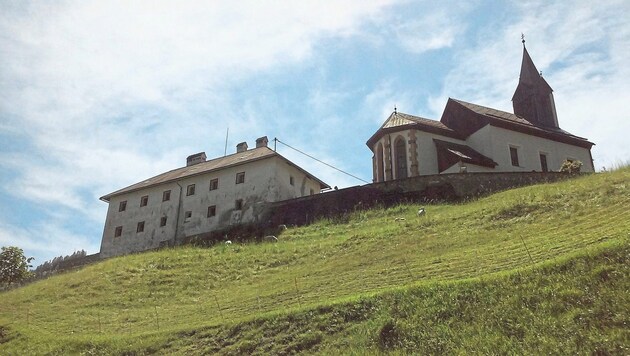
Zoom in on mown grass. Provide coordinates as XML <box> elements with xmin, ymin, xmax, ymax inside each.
<box><xmin>0</xmin><ymin>168</ymin><xmax>629</xmax><ymax>354</ymax></box>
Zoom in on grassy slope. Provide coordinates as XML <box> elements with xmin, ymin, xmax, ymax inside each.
<box><xmin>0</xmin><ymin>169</ymin><xmax>629</xmax><ymax>354</ymax></box>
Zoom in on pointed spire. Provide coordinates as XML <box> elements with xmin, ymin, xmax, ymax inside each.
<box><xmin>512</xmin><ymin>40</ymin><xmax>559</xmax><ymax>128</ymax></box>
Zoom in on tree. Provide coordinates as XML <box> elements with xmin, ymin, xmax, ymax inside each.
<box><xmin>0</xmin><ymin>246</ymin><xmax>34</xmax><ymax>287</ymax></box>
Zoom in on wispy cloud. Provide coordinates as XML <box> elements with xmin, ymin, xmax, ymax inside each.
<box><xmin>0</xmin><ymin>1</ymin><xmax>399</xmax><ymax>262</ymax></box>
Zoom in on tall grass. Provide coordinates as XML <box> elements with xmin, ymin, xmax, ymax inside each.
<box><xmin>0</xmin><ymin>168</ymin><xmax>629</xmax><ymax>354</ymax></box>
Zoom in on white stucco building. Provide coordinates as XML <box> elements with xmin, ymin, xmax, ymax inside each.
<box><xmin>367</xmin><ymin>44</ymin><xmax>595</xmax><ymax>181</ymax></box>
<box><xmin>99</xmin><ymin>136</ymin><xmax>329</xmax><ymax>258</ymax></box>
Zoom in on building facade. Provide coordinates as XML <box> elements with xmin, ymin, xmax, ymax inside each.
<box><xmin>99</xmin><ymin>136</ymin><xmax>329</xmax><ymax>258</ymax></box>
<box><xmin>367</xmin><ymin>44</ymin><xmax>595</xmax><ymax>182</ymax></box>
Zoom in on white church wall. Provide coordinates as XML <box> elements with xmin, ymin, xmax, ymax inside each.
<box><xmin>478</xmin><ymin>126</ymin><xmax>594</xmax><ymax>172</ymax></box>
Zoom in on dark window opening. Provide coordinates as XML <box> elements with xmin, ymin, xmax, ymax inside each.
<box><xmin>235</xmin><ymin>199</ymin><xmax>243</xmax><ymax>210</ymax></box>
<box><xmin>140</xmin><ymin>195</ymin><xmax>148</xmax><ymax>207</ymax></box>
<box><xmin>184</xmin><ymin>211</ymin><xmax>192</xmax><ymax>221</ymax></box>
<box><xmin>207</xmin><ymin>205</ymin><xmax>216</xmax><ymax>217</ymax></box>
<box><xmin>510</xmin><ymin>146</ymin><xmax>520</xmax><ymax>166</ymax></box>
<box><xmin>160</xmin><ymin>216</ymin><xmax>167</xmax><ymax>227</ymax></box>
<box><xmin>210</xmin><ymin>178</ymin><xmax>219</xmax><ymax>191</ymax></box>
<box><xmin>136</xmin><ymin>221</ymin><xmax>145</xmax><ymax>233</ymax></box>
<box><xmin>162</xmin><ymin>190</ymin><xmax>171</xmax><ymax>202</ymax></box>
<box><xmin>236</xmin><ymin>172</ymin><xmax>245</xmax><ymax>184</ymax></box>
<box><xmin>540</xmin><ymin>153</ymin><xmax>548</xmax><ymax>172</ymax></box>
<box><xmin>289</xmin><ymin>176</ymin><xmax>294</xmax><ymax>186</ymax></box>
<box><xmin>186</xmin><ymin>184</ymin><xmax>195</xmax><ymax>196</ymax></box>
<box><xmin>114</xmin><ymin>226</ymin><xmax>122</xmax><ymax>237</ymax></box>
<box><xmin>119</xmin><ymin>201</ymin><xmax>127</xmax><ymax>212</ymax></box>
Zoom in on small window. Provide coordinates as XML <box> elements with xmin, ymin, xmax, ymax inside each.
<box><xmin>136</xmin><ymin>221</ymin><xmax>145</xmax><ymax>233</ymax></box>
<box><xmin>186</xmin><ymin>184</ymin><xmax>196</xmax><ymax>196</ymax></box>
<box><xmin>509</xmin><ymin>146</ymin><xmax>519</xmax><ymax>167</ymax></box>
<box><xmin>236</xmin><ymin>172</ymin><xmax>245</xmax><ymax>184</ymax></box>
<box><xmin>184</xmin><ymin>211</ymin><xmax>192</xmax><ymax>221</ymax></box>
<box><xmin>289</xmin><ymin>176</ymin><xmax>294</xmax><ymax>186</ymax></box>
<box><xmin>539</xmin><ymin>153</ymin><xmax>548</xmax><ymax>172</ymax></box>
<box><xmin>235</xmin><ymin>199</ymin><xmax>243</xmax><ymax>210</ymax></box>
<box><xmin>209</xmin><ymin>178</ymin><xmax>219</xmax><ymax>191</ymax></box>
<box><xmin>140</xmin><ymin>195</ymin><xmax>148</xmax><ymax>207</ymax></box>
<box><xmin>207</xmin><ymin>205</ymin><xmax>216</xmax><ymax>217</ymax></box>
<box><xmin>119</xmin><ymin>201</ymin><xmax>127</xmax><ymax>212</ymax></box>
<box><xmin>160</xmin><ymin>216</ymin><xmax>167</xmax><ymax>227</ymax></box>
<box><xmin>310</xmin><ymin>188</ymin><xmax>315</xmax><ymax>195</ymax></box>
<box><xmin>114</xmin><ymin>226</ymin><xmax>123</xmax><ymax>237</ymax></box>
<box><xmin>162</xmin><ymin>190</ymin><xmax>171</xmax><ymax>202</ymax></box>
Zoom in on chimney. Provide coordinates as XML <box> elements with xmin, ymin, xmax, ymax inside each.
<box><xmin>255</xmin><ymin>136</ymin><xmax>269</xmax><ymax>148</ymax></box>
<box><xmin>236</xmin><ymin>142</ymin><xmax>248</xmax><ymax>153</ymax></box>
<box><xmin>186</xmin><ymin>152</ymin><xmax>207</xmax><ymax>166</ymax></box>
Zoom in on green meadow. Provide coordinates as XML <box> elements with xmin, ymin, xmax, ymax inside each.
<box><xmin>1</xmin><ymin>168</ymin><xmax>629</xmax><ymax>354</ymax></box>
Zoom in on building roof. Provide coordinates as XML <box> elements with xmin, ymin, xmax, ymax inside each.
<box><xmin>366</xmin><ymin>111</ymin><xmax>463</xmax><ymax>148</ymax></box>
<box><xmin>100</xmin><ymin>146</ymin><xmax>330</xmax><ymax>202</ymax></box>
<box><xmin>433</xmin><ymin>139</ymin><xmax>497</xmax><ymax>173</ymax></box>
<box><xmin>446</xmin><ymin>98</ymin><xmax>593</xmax><ymax>148</ymax></box>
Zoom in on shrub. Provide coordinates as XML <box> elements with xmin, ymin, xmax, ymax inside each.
<box><xmin>560</xmin><ymin>160</ymin><xmax>583</xmax><ymax>174</ymax></box>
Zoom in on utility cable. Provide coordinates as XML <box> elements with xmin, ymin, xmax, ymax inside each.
<box><xmin>274</xmin><ymin>138</ymin><xmax>370</xmax><ymax>184</ymax></box>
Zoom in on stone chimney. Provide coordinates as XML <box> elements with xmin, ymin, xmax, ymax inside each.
<box><xmin>236</xmin><ymin>142</ymin><xmax>248</xmax><ymax>153</ymax></box>
<box><xmin>186</xmin><ymin>152</ymin><xmax>207</xmax><ymax>166</ymax></box>
<box><xmin>256</xmin><ymin>136</ymin><xmax>269</xmax><ymax>148</ymax></box>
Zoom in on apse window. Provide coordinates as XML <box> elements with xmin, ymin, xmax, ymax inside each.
<box><xmin>289</xmin><ymin>176</ymin><xmax>295</xmax><ymax>186</ymax></box>
<box><xmin>140</xmin><ymin>195</ymin><xmax>148</xmax><ymax>207</ymax></box>
<box><xmin>509</xmin><ymin>146</ymin><xmax>520</xmax><ymax>167</ymax></box>
<box><xmin>236</xmin><ymin>172</ymin><xmax>245</xmax><ymax>184</ymax></box>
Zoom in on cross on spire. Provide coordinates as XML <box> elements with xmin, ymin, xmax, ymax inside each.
<box><xmin>521</xmin><ymin>33</ymin><xmax>526</xmax><ymax>46</ymax></box>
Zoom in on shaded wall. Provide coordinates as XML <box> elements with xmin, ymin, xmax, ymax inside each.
<box><xmin>269</xmin><ymin>172</ymin><xmax>578</xmax><ymax>226</ymax></box>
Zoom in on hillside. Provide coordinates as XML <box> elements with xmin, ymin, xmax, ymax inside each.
<box><xmin>1</xmin><ymin>168</ymin><xmax>629</xmax><ymax>354</ymax></box>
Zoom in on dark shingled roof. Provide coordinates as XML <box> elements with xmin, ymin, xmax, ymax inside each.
<box><xmin>433</xmin><ymin>139</ymin><xmax>497</xmax><ymax>173</ymax></box>
<box><xmin>100</xmin><ymin>146</ymin><xmax>330</xmax><ymax>201</ymax></box>
<box><xmin>447</xmin><ymin>98</ymin><xmax>593</xmax><ymax>148</ymax></box>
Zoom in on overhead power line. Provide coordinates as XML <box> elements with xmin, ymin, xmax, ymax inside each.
<box><xmin>273</xmin><ymin>138</ymin><xmax>370</xmax><ymax>184</ymax></box>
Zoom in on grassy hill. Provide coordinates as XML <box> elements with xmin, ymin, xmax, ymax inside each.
<box><xmin>1</xmin><ymin>168</ymin><xmax>629</xmax><ymax>354</ymax></box>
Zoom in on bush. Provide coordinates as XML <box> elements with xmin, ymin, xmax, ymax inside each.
<box><xmin>560</xmin><ymin>160</ymin><xmax>582</xmax><ymax>174</ymax></box>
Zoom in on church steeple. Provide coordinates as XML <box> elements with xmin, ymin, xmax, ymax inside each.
<box><xmin>512</xmin><ymin>38</ymin><xmax>559</xmax><ymax>128</ymax></box>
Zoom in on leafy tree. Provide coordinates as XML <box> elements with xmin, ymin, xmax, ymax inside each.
<box><xmin>0</xmin><ymin>246</ymin><xmax>34</xmax><ymax>287</ymax></box>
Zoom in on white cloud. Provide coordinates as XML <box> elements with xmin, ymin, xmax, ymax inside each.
<box><xmin>0</xmin><ymin>0</ymin><xmax>399</xmax><ymax>259</ymax></box>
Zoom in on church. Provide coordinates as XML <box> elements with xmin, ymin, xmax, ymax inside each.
<box><xmin>367</xmin><ymin>42</ymin><xmax>595</xmax><ymax>181</ymax></box>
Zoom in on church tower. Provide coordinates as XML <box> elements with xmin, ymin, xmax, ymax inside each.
<box><xmin>512</xmin><ymin>39</ymin><xmax>559</xmax><ymax>128</ymax></box>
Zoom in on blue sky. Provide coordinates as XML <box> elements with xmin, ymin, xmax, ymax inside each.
<box><xmin>1</xmin><ymin>0</ymin><xmax>629</xmax><ymax>265</ymax></box>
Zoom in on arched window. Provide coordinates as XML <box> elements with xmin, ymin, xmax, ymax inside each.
<box><xmin>394</xmin><ymin>136</ymin><xmax>408</xmax><ymax>179</ymax></box>
<box><xmin>376</xmin><ymin>143</ymin><xmax>384</xmax><ymax>182</ymax></box>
